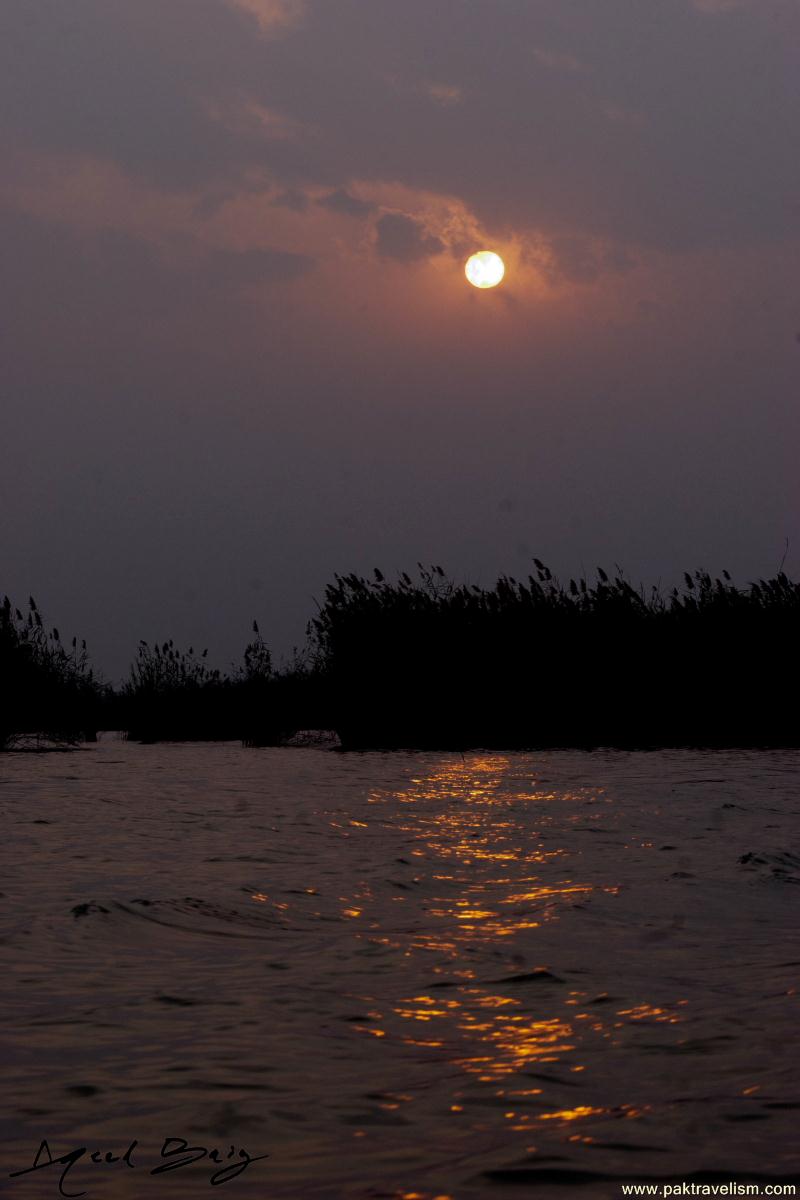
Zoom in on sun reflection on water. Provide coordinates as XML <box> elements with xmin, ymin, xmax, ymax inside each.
<box><xmin>362</xmin><ymin>754</ymin><xmax>612</xmax><ymax>957</ymax></box>
<box><xmin>344</xmin><ymin>755</ymin><xmax>675</xmax><ymax>1148</ymax></box>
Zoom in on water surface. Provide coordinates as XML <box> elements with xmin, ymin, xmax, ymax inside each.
<box><xmin>1</xmin><ymin>740</ymin><xmax>798</xmax><ymax>1198</ymax></box>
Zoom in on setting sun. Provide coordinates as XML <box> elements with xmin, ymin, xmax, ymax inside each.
<box><xmin>465</xmin><ymin>250</ymin><xmax>505</xmax><ymax>289</ymax></box>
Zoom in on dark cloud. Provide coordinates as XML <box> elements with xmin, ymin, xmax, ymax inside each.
<box><xmin>374</xmin><ymin>213</ymin><xmax>444</xmax><ymax>261</ymax></box>
<box><xmin>200</xmin><ymin>243</ymin><xmax>311</xmax><ymax>285</ymax></box>
<box><xmin>230</xmin><ymin>0</ymin><xmax>800</xmax><ymax>251</ymax></box>
<box><xmin>272</xmin><ymin>189</ymin><xmax>310</xmax><ymax>212</ymax></box>
<box><xmin>543</xmin><ymin>236</ymin><xmax>637</xmax><ymax>285</ymax></box>
<box><xmin>0</xmin><ymin>1</ymin><xmax>255</xmax><ymax>187</ymax></box>
<box><xmin>317</xmin><ymin>189</ymin><xmax>375</xmax><ymax>218</ymax></box>
<box><xmin>2</xmin><ymin>0</ymin><xmax>798</xmax><ymax>250</ymax></box>
<box><xmin>546</xmin><ymin>236</ymin><xmax>604</xmax><ymax>285</ymax></box>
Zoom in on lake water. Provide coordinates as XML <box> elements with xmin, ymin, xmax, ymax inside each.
<box><xmin>1</xmin><ymin>739</ymin><xmax>799</xmax><ymax>1199</ymax></box>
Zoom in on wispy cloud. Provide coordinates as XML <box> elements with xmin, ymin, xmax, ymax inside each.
<box><xmin>224</xmin><ymin>0</ymin><xmax>305</xmax><ymax>35</ymax></box>
<box><xmin>317</xmin><ymin>189</ymin><xmax>376</xmax><ymax>219</ymax></box>
<box><xmin>423</xmin><ymin>82</ymin><xmax>464</xmax><ymax>106</ymax></box>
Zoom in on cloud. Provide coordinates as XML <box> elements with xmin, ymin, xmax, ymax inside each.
<box><xmin>271</xmin><ymin>188</ymin><xmax>309</xmax><ymax>211</ymax></box>
<box><xmin>200</xmin><ymin>242</ymin><xmax>311</xmax><ymax>285</ymax></box>
<box><xmin>207</xmin><ymin>98</ymin><xmax>307</xmax><ymax>144</ymax></box>
<box><xmin>224</xmin><ymin>0</ymin><xmax>305</xmax><ymax>35</ymax></box>
<box><xmin>1</xmin><ymin>0</ymin><xmax>798</xmax><ymax>257</ymax></box>
<box><xmin>317</xmin><ymin>188</ymin><xmax>375</xmax><ymax>218</ymax></box>
<box><xmin>374</xmin><ymin>213</ymin><xmax>445</xmax><ymax>262</ymax></box>
<box><xmin>0</xmin><ymin>0</ymin><xmax>263</xmax><ymax>188</ymax></box>
<box><xmin>538</xmin><ymin>235</ymin><xmax>637</xmax><ymax>285</ymax></box>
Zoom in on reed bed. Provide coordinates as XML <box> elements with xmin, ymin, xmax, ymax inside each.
<box><xmin>309</xmin><ymin>564</ymin><xmax>800</xmax><ymax>748</ymax></box>
<box><xmin>2</xmin><ymin>565</ymin><xmax>797</xmax><ymax>749</ymax></box>
<box><xmin>0</xmin><ymin>595</ymin><xmax>103</xmax><ymax>750</ymax></box>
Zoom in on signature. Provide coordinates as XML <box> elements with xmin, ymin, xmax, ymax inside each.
<box><xmin>9</xmin><ymin>1137</ymin><xmax>269</xmax><ymax>1196</ymax></box>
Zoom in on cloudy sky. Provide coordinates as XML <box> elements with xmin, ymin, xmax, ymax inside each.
<box><xmin>2</xmin><ymin>0</ymin><xmax>798</xmax><ymax>678</ymax></box>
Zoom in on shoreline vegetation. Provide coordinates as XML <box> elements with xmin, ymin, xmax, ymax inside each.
<box><xmin>2</xmin><ymin>563</ymin><xmax>798</xmax><ymax>751</ymax></box>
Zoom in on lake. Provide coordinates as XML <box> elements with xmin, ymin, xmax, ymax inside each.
<box><xmin>1</xmin><ymin>739</ymin><xmax>798</xmax><ymax>1199</ymax></box>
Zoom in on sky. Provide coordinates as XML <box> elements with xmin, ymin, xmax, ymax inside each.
<box><xmin>1</xmin><ymin>0</ymin><xmax>799</xmax><ymax>681</ymax></box>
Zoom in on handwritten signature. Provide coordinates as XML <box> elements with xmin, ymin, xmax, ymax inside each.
<box><xmin>9</xmin><ymin>1137</ymin><xmax>269</xmax><ymax>1196</ymax></box>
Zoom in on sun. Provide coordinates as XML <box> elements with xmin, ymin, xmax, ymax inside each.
<box><xmin>465</xmin><ymin>250</ymin><xmax>505</xmax><ymax>289</ymax></box>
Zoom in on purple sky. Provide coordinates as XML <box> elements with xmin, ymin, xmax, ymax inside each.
<box><xmin>2</xmin><ymin>0</ymin><xmax>799</xmax><ymax>679</ymax></box>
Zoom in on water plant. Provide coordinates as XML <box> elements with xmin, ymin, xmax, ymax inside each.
<box><xmin>0</xmin><ymin>594</ymin><xmax>103</xmax><ymax>749</ymax></box>
<box><xmin>309</xmin><ymin>564</ymin><xmax>800</xmax><ymax>749</ymax></box>
<box><xmin>5</xmin><ymin>563</ymin><xmax>798</xmax><ymax>750</ymax></box>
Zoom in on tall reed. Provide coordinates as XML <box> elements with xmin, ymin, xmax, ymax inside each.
<box><xmin>308</xmin><ymin>564</ymin><xmax>800</xmax><ymax>748</ymax></box>
<box><xmin>0</xmin><ymin>595</ymin><xmax>103</xmax><ymax>749</ymax></box>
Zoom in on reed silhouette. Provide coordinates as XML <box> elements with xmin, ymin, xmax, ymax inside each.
<box><xmin>3</xmin><ymin>564</ymin><xmax>798</xmax><ymax>750</ymax></box>
<box><xmin>118</xmin><ymin>639</ymin><xmax>231</xmax><ymax>742</ymax></box>
<box><xmin>119</xmin><ymin>625</ymin><xmax>328</xmax><ymax>744</ymax></box>
<box><xmin>308</xmin><ymin>564</ymin><xmax>800</xmax><ymax>749</ymax></box>
<box><xmin>0</xmin><ymin>594</ymin><xmax>103</xmax><ymax>749</ymax></box>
